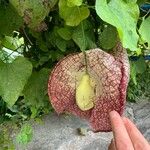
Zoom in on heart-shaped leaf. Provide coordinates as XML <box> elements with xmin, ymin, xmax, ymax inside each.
<box><xmin>59</xmin><ymin>0</ymin><xmax>90</xmax><ymax>26</ymax></box>
<box><xmin>0</xmin><ymin>57</ymin><xmax>32</xmax><ymax>107</ymax></box>
<box><xmin>96</xmin><ymin>0</ymin><xmax>139</xmax><ymax>51</ymax></box>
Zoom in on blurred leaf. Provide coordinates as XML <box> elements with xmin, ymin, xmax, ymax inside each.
<box><xmin>0</xmin><ymin>3</ymin><xmax>23</xmax><ymax>35</ymax></box>
<box><xmin>67</xmin><ymin>0</ymin><xmax>83</xmax><ymax>7</ymax></box>
<box><xmin>72</xmin><ymin>21</ymin><xmax>96</xmax><ymax>50</ymax></box>
<box><xmin>38</xmin><ymin>56</ymin><xmax>50</xmax><ymax>66</ymax></box>
<box><xmin>128</xmin><ymin>63</ymin><xmax>150</xmax><ymax>102</ymax></box>
<box><xmin>49</xmin><ymin>0</ymin><xmax>59</xmax><ymax>9</ymax></box>
<box><xmin>0</xmin><ymin>50</ymin><xmax>14</xmax><ymax>62</ymax></box>
<box><xmin>139</xmin><ymin>16</ymin><xmax>150</xmax><ymax>48</ymax></box>
<box><xmin>49</xmin><ymin>50</ymin><xmax>64</xmax><ymax>62</ymax></box>
<box><xmin>30</xmin><ymin>106</ymin><xmax>38</xmax><ymax>119</ymax></box>
<box><xmin>16</xmin><ymin>124</ymin><xmax>33</xmax><ymax>145</ymax></box>
<box><xmin>36</xmin><ymin>38</ymin><xmax>49</xmax><ymax>52</ymax></box>
<box><xmin>134</xmin><ymin>56</ymin><xmax>147</xmax><ymax>73</ymax></box>
<box><xmin>136</xmin><ymin>48</ymin><xmax>142</xmax><ymax>56</ymax></box>
<box><xmin>55</xmin><ymin>38</ymin><xmax>67</xmax><ymax>52</ymax></box>
<box><xmin>130</xmin><ymin>62</ymin><xmax>137</xmax><ymax>85</ymax></box>
<box><xmin>59</xmin><ymin>0</ymin><xmax>90</xmax><ymax>26</ymax></box>
<box><xmin>2</xmin><ymin>36</ymin><xmax>24</xmax><ymax>51</ymax></box>
<box><xmin>130</xmin><ymin>57</ymin><xmax>146</xmax><ymax>85</ymax></box>
<box><xmin>99</xmin><ymin>25</ymin><xmax>118</xmax><ymax>50</ymax></box>
<box><xmin>57</xmin><ymin>27</ymin><xmax>72</xmax><ymax>40</ymax></box>
<box><xmin>137</xmin><ymin>0</ymin><xmax>147</xmax><ymax>5</ymax></box>
<box><xmin>23</xmin><ymin>68</ymin><xmax>50</xmax><ymax>109</ymax></box>
<box><xmin>96</xmin><ymin>0</ymin><xmax>139</xmax><ymax>51</ymax></box>
<box><xmin>0</xmin><ymin>57</ymin><xmax>32</xmax><ymax>107</ymax></box>
<box><xmin>48</xmin><ymin>27</ymin><xmax>67</xmax><ymax>52</ymax></box>
<box><xmin>0</xmin><ymin>128</ymin><xmax>15</xmax><ymax>150</ymax></box>
<box><xmin>10</xmin><ymin>0</ymin><xmax>56</xmax><ymax>30</ymax></box>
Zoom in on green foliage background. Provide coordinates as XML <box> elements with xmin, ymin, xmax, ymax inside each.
<box><xmin>0</xmin><ymin>0</ymin><xmax>149</xmax><ymax>148</ymax></box>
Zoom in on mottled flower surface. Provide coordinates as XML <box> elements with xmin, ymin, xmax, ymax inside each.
<box><xmin>48</xmin><ymin>42</ymin><xmax>130</xmax><ymax>132</ymax></box>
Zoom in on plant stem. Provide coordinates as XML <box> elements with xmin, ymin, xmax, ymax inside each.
<box><xmin>77</xmin><ymin>7</ymin><xmax>88</xmax><ymax>74</ymax></box>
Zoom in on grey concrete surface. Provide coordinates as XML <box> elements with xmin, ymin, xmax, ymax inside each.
<box><xmin>15</xmin><ymin>101</ymin><xmax>150</xmax><ymax>150</ymax></box>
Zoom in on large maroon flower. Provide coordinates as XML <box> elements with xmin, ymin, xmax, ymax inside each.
<box><xmin>48</xmin><ymin>42</ymin><xmax>130</xmax><ymax>132</ymax></box>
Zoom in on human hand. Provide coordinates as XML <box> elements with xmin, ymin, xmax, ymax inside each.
<box><xmin>108</xmin><ymin>111</ymin><xmax>150</xmax><ymax>150</ymax></box>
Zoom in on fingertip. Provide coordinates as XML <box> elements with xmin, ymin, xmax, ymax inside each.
<box><xmin>123</xmin><ymin>117</ymin><xmax>150</xmax><ymax>149</ymax></box>
<box><xmin>109</xmin><ymin>110</ymin><xmax>119</xmax><ymax>119</ymax></box>
<box><xmin>122</xmin><ymin>117</ymin><xmax>128</xmax><ymax>123</ymax></box>
<box><xmin>109</xmin><ymin>113</ymin><xmax>135</xmax><ymax>150</ymax></box>
<box><xmin>123</xmin><ymin>117</ymin><xmax>135</xmax><ymax>127</ymax></box>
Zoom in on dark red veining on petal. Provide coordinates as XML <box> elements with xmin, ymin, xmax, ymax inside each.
<box><xmin>48</xmin><ymin>42</ymin><xmax>130</xmax><ymax>132</ymax></box>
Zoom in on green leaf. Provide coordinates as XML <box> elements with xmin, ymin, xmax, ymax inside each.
<box><xmin>16</xmin><ymin>124</ymin><xmax>33</xmax><ymax>145</ymax></box>
<box><xmin>48</xmin><ymin>0</ymin><xmax>59</xmax><ymax>9</ymax></box>
<box><xmin>1</xmin><ymin>36</ymin><xmax>24</xmax><ymax>51</ymax></box>
<box><xmin>56</xmin><ymin>38</ymin><xmax>67</xmax><ymax>52</ymax></box>
<box><xmin>23</xmin><ymin>68</ymin><xmax>50</xmax><ymax>109</ymax></box>
<box><xmin>38</xmin><ymin>56</ymin><xmax>50</xmax><ymax>66</ymax></box>
<box><xmin>134</xmin><ymin>57</ymin><xmax>147</xmax><ymax>74</ymax></box>
<box><xmin>30</xmin><ymin>106</ymin><xmax>38</xmax><ymax>119</ymax></box>
<box><xmin>36</xmin><ymin>38</ymin><xmax>49</xmax><ymax>52</ymax></box>
<box><xmin>95</xmin><ymin>0</ymin><xmax>139</xmax><ymax>51</ymax></box>
<box><xmin>48</xmin><ymin>27</ymin><xmax>67</xmax><ymax>52</ymax></box>
<box><xmin>72</xmin><ymin>21</ymin><xmax>97</xmax><ymax>50</ymax></box>
<box><xmin>57</xmin><ymin>27</ymin><xmax>72</xmax><ymax>40</ymax></box>
<box><xmin>130</xmin><ymin>57</ymin><xmax>146</xmax><ymax>85</ymax></box>
<box><xmin>0</xmin><ymin>57</ymin><xmax>32</xmax><ymax>107</ymax></box>
<box><xmin>99</xmin><ymin>25</ymin><xmax>118</xmax><ymax>50</ymax></box>
<box><xmin>59</xmin><ymin>0</ymin><xmax>90</xmax><ymax>26</ymax></box>
<box><xmin>49</xmin><ymin>50</ymin><xmax>64</xmax><ymax>62</ymax></box>
<box><xmin>67</xmin><ymin>0</ymin><xmax>83</xmax><ymax>7</ymax></box>
<box><xmin>0</xmin><ymin>50</ymin><xmax>14</xmax><ymax>63</ymax></box>
<box><xmin>130</xmin><ymin>62</ymin><xmax>137</xmax><ymax>85</ymax></box>
<box><xmin>0</xmin><ymin>3</ymin><xmax>23</xmax><ymax>35</ymax></box>
<box><xmin>10</xmin><ymin>0</ymin><xmax>57</xmax><ymax>30</ymax></box>
<box><xmin>0</xmin><ymin>128</ymin><xmax>15</xmax><ymax>150</ymax></box>
<box><xmin>139</xmin><ymin>17</ymin><xmax>150</xmax><ymax>48</ymax></box>
<box><xmin>137</xmin><ymin>0</ymin><xmax>147</xmax><ymax>5</ymax></box>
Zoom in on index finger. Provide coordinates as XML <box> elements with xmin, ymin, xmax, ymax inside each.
<box><xmin>123</xmin><ymin>117</ymin><xmax>150</xmax><ymax>150</ymax></box>
<box><xmin>109</xmin><ymin>111</ymin><xmax>134</xmax><ymax>150</ymax></box>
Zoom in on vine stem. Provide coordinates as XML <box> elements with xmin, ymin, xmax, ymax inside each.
<box><xmin>82</xmin><ymin>4</ymin><xmax>95</xmax><ymax>9</ymax></box>
<box><xmin>22</xmin><ymin>28</ymin><xmax>33</xmax><ymax>46</ymax></box>
<box><xmin>143</xmin><ymin>9</ymin><xmax>150</xmax><ymax>19</ymax></box>
<box><xmin>77</xmin><ymin>7</ymin><xmax>88</xmax><ymax>74</ymax></box>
